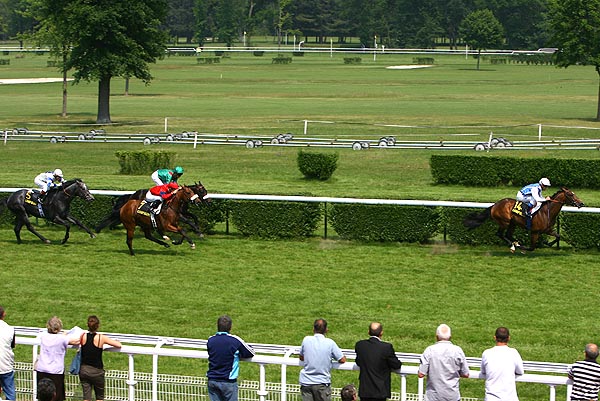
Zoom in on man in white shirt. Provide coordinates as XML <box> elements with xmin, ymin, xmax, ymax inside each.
<box><xmin>481</xmin><ymin>327</ymin><xmax>524</xmax><ymax>401</ymax></box>
<box><xmin>0</xmin><ymin>306</ymin><xmax>15</xmax><ymax>401</ymax></box>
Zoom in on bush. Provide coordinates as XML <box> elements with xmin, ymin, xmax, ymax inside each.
<box><xmin>115</xmin><ymin>151</ymin><xmax>176</xmax><ymax>175</ymax></box>
<box><xmin>229</xmin><ymin>200</ymin><xmax>322</xmax><ymax>238</ymax></box>
<box><xmin>297</xmin><ymin>150</ymin><xmax>338</xmax><ymax>180</ymax></box>
<box><xmin>329</xmin><ymin>204</ymin><xmax>439</xmax><ymax>242</ymax></box>
<box><xmin>561</xmin><ymin>213</ymin><xmax>600</xmax><ymax>249</ymax></box>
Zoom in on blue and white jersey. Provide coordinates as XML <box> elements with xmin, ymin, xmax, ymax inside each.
<box><xmin>519</xmin><ymin>183</ymin><xmax>545</xmax><ymax>202</ymax></box>
<box><xmin>207</xmin><ymin>332</ymin><xmax>255</xmax><ymax>382</ymax></box>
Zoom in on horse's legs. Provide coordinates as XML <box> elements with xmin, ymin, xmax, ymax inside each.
<box><xmin>162</xmin><ymin>222</ymin><xmax>195</xmax><ymax>249</ymax></box>
<box><xmin>15</xmin><ymin>211</ymin><xmax>51</xmax><ymax>244</ymax></box>
<box><xmin>544</xmin><ymin>229</ymin><xmax>560</xmax><ymax>247</ymax></box>
<box><xmin>142</xmin><ymin>226</ymin><xmax>171</xmax><ymax>248</ymax></box>
<box><xmin>180</xmin><ymin>213</ymin><xmax>202</xmax><ymax>236</ymax></box>
<box><xmin>65</xmin><ymin>215</ymin><xmax>96</xmax><ymax>239</ymax></box>
<box><xmin>126</xmin><ymin>226</ymin><xmax>136</xmax><ymax>256</ymax></box>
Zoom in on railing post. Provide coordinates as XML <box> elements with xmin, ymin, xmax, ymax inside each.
<box><xmin>281</xmin><ymin>348</ymin><xmax>295</xmax><ymax>401</ymax></box>
<box><xmin>153</xmin><ymin>338</ymin><xmax>173</xmax><ymax>401</ymax></box>
<box><xmin>400</xmin><ymin>374</ymin><xmax>407</xmax><ymax>401</ymax></box>
<box><xmin>417</xmin><ymin>376</ymin><xmax>424</xmax><ymax>401</ymax></box>
<box><xmin>258</xmin><ymin>363</ymin><xmax>268</xmax><ymax>401</ymax></box>
<box><xmin>127</xmin><ymin>354</ymin><xmax>137</xmax><ymax>401</ymax></box>
<box><xmin>548</xmin><ymin>384</ymin><xmax>556</xmax><ymax>401</ymax></box>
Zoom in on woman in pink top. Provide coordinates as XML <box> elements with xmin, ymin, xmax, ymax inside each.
<box><xmin>35</xmin><ymin>316</ymin><xmax>79</xmax><ymax>401</ymax></box>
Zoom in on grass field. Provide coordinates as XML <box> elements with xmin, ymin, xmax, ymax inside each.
<box><xmin>1</xmin><ymin>52</ymin><xmax>600</xmax><ymax>401</ymax></box>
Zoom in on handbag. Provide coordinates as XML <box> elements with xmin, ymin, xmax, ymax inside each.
<box><xmin>69</xmin><ymin>350</ymin><xmax>81</xmax><ymax>375</ymax></box>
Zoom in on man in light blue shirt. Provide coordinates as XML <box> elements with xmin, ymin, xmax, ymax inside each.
<box><xmin>299</xmin><ymin>318</ymin><xmax>347</xmax><ymax>401</ymax></box>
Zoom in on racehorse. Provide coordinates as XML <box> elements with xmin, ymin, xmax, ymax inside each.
<box><xmin>95</xmin><ymin>181</ymin><xmax>209</xmax><ymax>235</ymax></box>
<box><xmin>463</xmin><ymin>187</ymin><xmax>584</xmax><ymax>252</ymax></box>
<box><xmin>0</xmin><ymin>179</ymin><xmax>96</xmax><ymax>244</ymax></box>
<box><xmin>119</xmin><ymin>185</ymin><xmax>201</xmax><ymax>255</ymax></box>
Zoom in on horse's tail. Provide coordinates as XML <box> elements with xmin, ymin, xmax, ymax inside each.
<box><xmin>463</xmin><ymin>206</ymin><xmax>492</xmax><ymax>229</ymax></box>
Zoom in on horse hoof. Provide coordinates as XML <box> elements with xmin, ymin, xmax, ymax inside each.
<box><xmin>44</xmin><ymin>240</ymin><xmax>51</xmax><ymax>244</ymax></box>
<box><xmin>90</xmin><ymin>233</ymin><xmax>97</xmax><ymax>239</ymax></box>
<box><xmin>510</xmin><ymin>245</ymin><xmax>516</xmax><ymax>253</ymax></box>
<box><xmin>190</xmin><ymin>243</ymin><xmax>196</xmax><ymax>250</ymax></box>
<box><xmin>164</xmin><ymin>244</ymin><xmax>170</xmax><ymax>248</ymax></box>
<box><xmin>162</xmin><ymin>235</ymin><xmax>171</xmax><ymax>241</ymax></box>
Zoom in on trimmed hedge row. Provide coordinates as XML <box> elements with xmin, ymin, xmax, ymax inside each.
<box><xmin>430</xmin><ymin>155</ymin><xmax>600</xmax><ymax>188</ymax></box>
<box><xmin>329</xmin><ymin>204</ymin><xmax>439</xmax><ymax>242</ymax></box>
<box><xmin>1</xmin><ymin>194</ymin><xmax>599</xmax><ymax>249</ymax></box>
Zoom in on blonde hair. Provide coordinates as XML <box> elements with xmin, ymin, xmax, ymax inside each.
<box><xmin>46</xmin><ymin>316</ymin><xmax>63</xmax><ymax>334</ymax></box>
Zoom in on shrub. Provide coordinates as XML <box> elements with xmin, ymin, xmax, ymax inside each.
<box><xmin>115</xmin><ymin>151</ymin><xmax>176</xmax><ymax>175</ymax></box>
<box><xmin>297</xmin><ymin>150</ymin><xmax>338</xmax><ymax>180</ymax></box>
<box><xmin>229</xmin><ymin>200</ymin><xmax>322</xmax><ymax>238</ymax></box>
<box><xmin>329</xmin><ymin>204</ymin><xmax>439</xmax><ymax>242</ymax></box>
<box><xmin>561</xmin><ymin>213</ymin><xmax>600</xmax><ymax>249</ymax></box>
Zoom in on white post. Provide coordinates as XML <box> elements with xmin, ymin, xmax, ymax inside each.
<box><xmin>127</xmin><ymin>354</ymin><xmax>137</xmax><ymax>401</ymax></box>
<box><xmin>3</xmin><ymin>129</ymin><xmax>7</xmax><ymax>145</ymax></box>
<box><xmin>294</xmin><ymin>35</ymin><xmax>296</xmax><ymax>51</ymax></box>
<box><xmin>194</xmin><ymin>131</ymin><xmax>198</xmax><ymax>149</ymax></box>
<box><xmin>538</xmin><ymin>123</ymin><xmax>542</xmax><ymax>141</ymax></box>
<box><xmin>303</xmin><ymin>120</ymin><xmax>308</xmax><ymax>135</ymax></box>
<box><xmin>373</xmin><ymin>36</ymin><xmax>377</xmax><ymax>61</ymax></box>
<box><xmin>164</xmin><ymin>117</ymin><xmax>168</xmax><ymax>134</ymax></box>
<box><xmin>330</xmin><ymin>38</ymin><xmax>333</xmax><ymax>58</ymax></box>
<box><xmin>466</xmin><ymin>44</ymin><xmax>469</xmax><ymax>59</ymax></box>
<box><xmin>549</xmin><ymin>384</ymin><xmax>556</xmax><ymax>401</ymax></box>
<box><xmin>417</xmin><ymin>376</ymin><xmax>424</xmax><ymax>401</ymax></box>
<box><xmin>400</xmin><ymin>375</ymin><xmax>407</xmax><ymax>401</ymax></box>
<box><xmin>258</xmin><ymin>364</ymin><xmax>268</xmax><ymax>401</ymax></box>
<box><xmin>281</xmin><ymin>348</ymin><xmax>294</xmax><ymax>401</ymax></box>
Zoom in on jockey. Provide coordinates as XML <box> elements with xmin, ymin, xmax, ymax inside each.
<box><xmin>151</xmin><ymin>166</ymin><xmax>184</xmax><ymax>186</ymax></box>
<box><xmin>145</xmin><ymin>182</ymin><xmax>180</xmax><ymax>214</ymax></box>
<box><xmin>34</xmin><ymin>169</ymin><xmax>65</xmax><ymax>202</ymax></box>
<box><xmin>516</xmin><ymin>177</ymin><xmax>551</xmax><ymax>228</ymax></box>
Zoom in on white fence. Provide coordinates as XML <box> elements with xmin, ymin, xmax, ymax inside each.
<box><xmin>13</xmin><ymin>326</ymin><xmax>572</xmax><ymax>401</ymax></box>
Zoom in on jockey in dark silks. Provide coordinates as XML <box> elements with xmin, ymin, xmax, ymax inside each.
<box><xmin>151</xmin><ymin>166</ymin><xmax>183</xmax><ymax>185</ymax></box>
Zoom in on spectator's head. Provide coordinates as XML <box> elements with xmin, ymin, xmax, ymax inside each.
<box><xmin>436</xmin><ymin>324</ymin><xmax>452</xmax><ymax>341</ymax></box>
<box><xmin>494</xmin><ymin>327</ymin><xmax>510</xmax><ymax>343</ymax></box>
<box><xmin>87</xmin><ymin>315</ymin><xmax>100</xmax><ymax>332</ymax></box>
<box><xmin>37</xmin><ymin>378</ymin><xmax>56</xmax><ymax>401</ymax></box>
<box><xmin>0</xmin><ymin>306</ymin><xmax>5</xmax><ymax>320</ymax></box>
<box><xmin>217</xmin><ymin>315</ymin><xmax>232</xmax><ymax>333</ymax></box>
<box><xmin>313</xmin><ymin>318</ymin><xmax>328</xmax><ymax>335</ymax></box>
<box><xmin>47</xmin><ymin>316</ymin><xmax>63</xmax><ymax>334</ymax></box>
<box><xmin>585</xmin><ymin>344</ymin><xmax>599</xmax><ymax>360</ymax></box>
<box><xmin>340</xmin><ymin>384</ymin><xmax>357</xmax><ymax>401</ymax></box>
<box><xmin>368</xmin><ymin>322</ymin><xmax>383</xmax><ymax>338</ymax></box>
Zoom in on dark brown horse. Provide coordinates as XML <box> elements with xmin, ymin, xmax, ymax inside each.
<box><xmin>463</xmin><ymin>187</ymin><xmax>585</xmax><ymax>252</ymax></box>
<box><xmin>119</xmin><ymin>185</ymin><xmax>201</xmax><ymax>255</ymax></box>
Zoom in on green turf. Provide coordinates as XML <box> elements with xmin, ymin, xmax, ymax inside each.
<box><xmin>1</xmin><ymin>52</ymin><xmax>599</xmax><ymax>401</ymax></box>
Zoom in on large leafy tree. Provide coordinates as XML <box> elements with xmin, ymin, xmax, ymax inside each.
<box><xmin>167</xmin><ymin>0</ymin><xmax>197</xmax><ymax>43</ymax></box>
<box><xmin>549</xmin><ymin>0</ymin><xmax>600</xmax><ymax>120</ymax></box>
<box><xmin>39</xmin><ymin>0</ymin><xmax>168</xmax><ymax>124</ymax></box>
<box><xmin>460</xmin><ymin>9</ymin><xmax>504</xmax><ymax>70</ymax></box>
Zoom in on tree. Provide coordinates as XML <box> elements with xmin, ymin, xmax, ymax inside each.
<box><xmin>167</xmin><ymin>0</ymin><xmax>197</xmax><ymax>43</ymax></box>
<box><xmin>549</xmin><ymin>0</ymin><xmax>600</xmax><ymax>120</ymax></box>
<box><xmin>38</xmin><ymin>0</ymin><xmax>168</xmax><ymax>124</ymax></box>
<box><xmin>459</xmin><ymin>9</ymin><xmax>504</xmax><ymax>70</ymax></box>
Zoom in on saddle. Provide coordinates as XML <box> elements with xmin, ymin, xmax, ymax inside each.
<box><xmin>137</xmin><ymin>200</ymin><xmax>158</xmax><ymax>228</ymax></box>
<box><xmin>25</xmin><ymin>190</ymin><xmax>45</xmax><ymax>217</ymax></box>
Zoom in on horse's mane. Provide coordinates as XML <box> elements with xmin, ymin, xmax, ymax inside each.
<box><xmin>62</xmin><ymin>178</ymin><xmax>83</xmax><ymax>187</ymax></box>
<box><xmin>550</xmin><ymin>187</ymin><xmax>569</xmax><ymax>199</ymax></box>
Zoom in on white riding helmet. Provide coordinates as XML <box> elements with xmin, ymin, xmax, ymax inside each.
<box><xmin>53</xmin><ymin>168</ymin><xmax>63</xmax><ymax>178</ymax></box>
<box><xmin>539</xmin><ymin>177</ymin><xmax>551</xmax><ymax>187</ymax></box>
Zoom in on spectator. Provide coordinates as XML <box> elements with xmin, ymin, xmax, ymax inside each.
<box><xmin>0</xmin><ymin>306</ymin><xmax>15</xmax><ymax>401</ymax></box>
<box><xmin>355</xmin><ymin>322</ymin><xmax>402</xmax><ymax>401</ymax></box>
<box><xmin>38</xmin><ymin>378</ymin><xmax>57</xmax><ymax>401</ymax></box>
<box><xmin>207</xmin><ymin>315</ymin><xmax>255</xmax><ymax>401</ymax></box>
<box><xmin>480</xmin><ymin>327</ymin><xmax>524</xmax><ymax>401</ymax></box>
<box><xmin>568</xmin><ymin>343</ymin><xmax>600</xmax><ymax>401</ymax></box>
<box><xmin>341</xmin><ymin>384</ymin><xmax>358</xmax><ymax>401</ymax></box>
<box><xmin>79</xmin><ymin>315</ymin><xmax>122</xmax><ymax>401</ymax></box>
<box><xmin>417</xmin><ymin>324</ymin><xmax>470</xmax><ymax>401</ymax></box>
<box><xmin>35</xmin><ymin>316</ymin><xmax>80</xmax><ymax>401</ymax></box>
<box><xmin>299</xmin><ymin>318</ymin><xmax>346</xmax><ymax>401</ymax></box>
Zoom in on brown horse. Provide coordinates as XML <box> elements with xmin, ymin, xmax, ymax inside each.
<box><xmin>463</xmin><ymin>187</ymin><xmax>585</xmax><ymax>252</ymax></box>
<box><xmin>119</xmin><ymin>185</ymin><xmax>201</xmax><ymax>255</ymax></box>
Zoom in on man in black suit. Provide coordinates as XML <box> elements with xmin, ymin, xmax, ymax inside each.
<box><xmin>354</xmin><ymin>322</ymin><xmax>402</xmax><ymax>401</ymax></box>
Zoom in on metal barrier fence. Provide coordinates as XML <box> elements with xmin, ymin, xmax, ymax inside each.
<box><xmin>13</xmin><ymin>327</ymin><xmax>571</xmax><ymax>401</ymax></box>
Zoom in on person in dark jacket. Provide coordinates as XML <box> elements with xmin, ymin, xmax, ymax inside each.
<box><xmin>207</xmin><ymin>315</ymin><xmax>255</xmax><ymax>401</ymax></box>
<box><xmin>354</xmin><ymin>322</ymin><xmax>402</xmax><ymax>401</ymax></box>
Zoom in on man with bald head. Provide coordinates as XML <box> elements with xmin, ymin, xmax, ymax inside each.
<box><xmin>418</xmin><ymin>324</ymin><xmax>470</xmax><ymax>401</ymax></box>
<box><xmin>569</xmin><ymin>343</ymin><xmax>600</xmax><ymax>401</ymax></box>
<box><xmin>355</xmin><ymin>322</ymin><xmax>402</xmax><ymax>401</ymax></box>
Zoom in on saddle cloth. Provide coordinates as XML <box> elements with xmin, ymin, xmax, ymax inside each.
<box><xmin>25</xmin><ymin>190</ymin><xmax>45</xmax><ymax>217</ymax></box>
<box><xmin>136</xmin><ymin>200</ymin><xmax>153</xmax><ymax>216</ymax></box>
<box><xmin>512</xmin><ymin>201</ymin><xmax>528</xmax><ymax>217</ymax></box>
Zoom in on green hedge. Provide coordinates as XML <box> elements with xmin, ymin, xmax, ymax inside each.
<box><xmin>430</xmin><ymin>155</ymin><xmax>600</xmax><ymax>188</ymax></box>
<box><xmin>297</xmin><ymin>150</ymin><xmax>338</xmax><ymax>180</ymax></box>
<box><xmin>115</xmin><ymin>150</ymin><xmax>177</xmax><ymax>175</ymax></box>
<box><xmin>329</xmin><ymin>204</ymin><xmax>439</xmax><ymax>242</ymax></box>
<box><xmin>229</xmin><ymin>200</ymin><xmax>322</xmax><ymax>238</ymax></box>
<box><xmin>561</xmin><ymin>213</ymin><xmax>600</xmax><ymax>250</ymax></box>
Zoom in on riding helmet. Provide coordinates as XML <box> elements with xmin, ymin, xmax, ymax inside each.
<box><xmin>174</xmin><ymin>166</ymin><xmax>184</xmax><ymax>174</ymax></box>
<box><xmin>53</xmin><ymin>168</ymin><xmax>63</xmax><ymax>177</ymax></box>
<box><xmin>539</xmin><ymin>177</ymin><xmax>551</xmax><ymax>187</ymax></box>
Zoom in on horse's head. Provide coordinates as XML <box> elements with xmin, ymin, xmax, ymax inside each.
<box><xmin>64</xmin><ymin>179</ymin><xmax>95</xmax><ymax>202</ymax></box>
<box><xmin>189</xmin><ymin>181</ymin><xmax>211</xmax><ymax>204</ymax></box>
<box><xmin>179</xmin><ymin>186</ymin><xmax>201</xmax><ymax>205</ymax></box>
<box><xmin>553</xmin><ymin>187</ymin><xmax>585</xmax><ymax>208</ymax></box>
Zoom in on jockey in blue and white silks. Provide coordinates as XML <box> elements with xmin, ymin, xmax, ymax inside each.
<box><xmin>516</xmin><ymin>177</ymin><xmax>551</xmax><ymax>216</ymax></box>
<box><xmin>34</xmin><ymin>169</ymin><xmax>65</xmax><ymax>195</ymax></box>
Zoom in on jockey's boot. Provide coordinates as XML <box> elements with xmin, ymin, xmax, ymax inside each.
<box><xmin>525</xmin><ymin>209</ymin><xmax>532</xmax><ymax>230</ymax></box>
<box><xmin>152</xmin><ymin>201</ymin><xmax>162</xmax><ymax>214</ymax></box>
<box><xmin>39</xmin><ymin>191</ymin><xmax>46</xmax><ymax>204</ymax></box>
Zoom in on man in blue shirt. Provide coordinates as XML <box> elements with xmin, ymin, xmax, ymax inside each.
<box><xmin>207</xmin><ymin>315</ymin><xmax>255</xmax><ymax>401</ymax></box>
<box><xmin>299</xmin><ymin>318</ymin><xmax>347</xmax><ymax>401</ymax></box>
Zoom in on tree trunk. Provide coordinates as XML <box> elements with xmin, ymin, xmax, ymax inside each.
<box><xmin>61</xmin><ymin>49</ymin><xmax>68</xmax><ymax>117</ymax></box>
<box><xmin>97</xmin><ymin>76</ymin><xmax>112</xmax><ymax>124</ymax></box>
<box><xmin>596</xmin><ymin>67</ymin><xmax>600</xmax><ymax>121</ymax></box>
